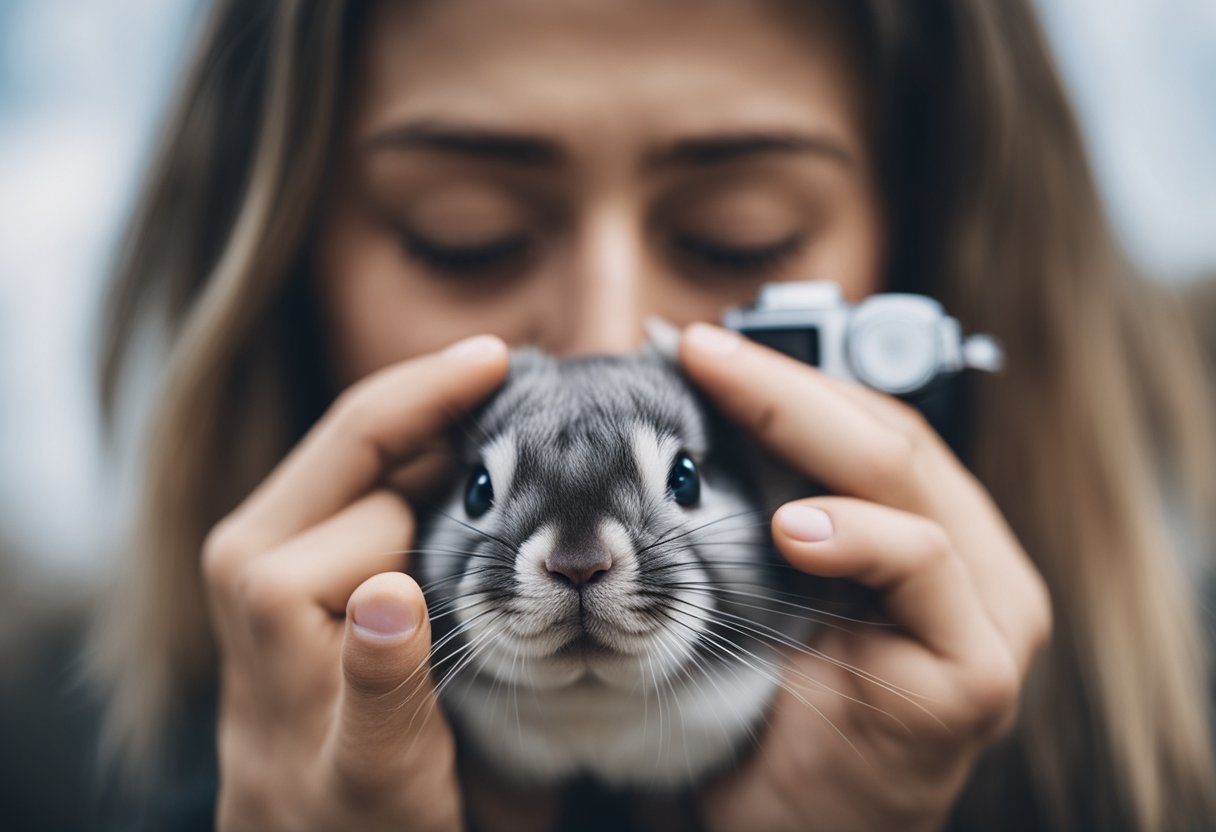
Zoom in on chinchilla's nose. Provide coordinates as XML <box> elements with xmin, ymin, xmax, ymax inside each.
<box><xmin>545</xmin><ymin>540</ymin><xmax>613</xmax><ymax>588</ymax></box>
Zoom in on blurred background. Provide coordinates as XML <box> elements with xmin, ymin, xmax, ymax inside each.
<box><xmin>0</xmin><ymin>0</ymin><xmax>1213</xmax><ymax>828</ymax></box>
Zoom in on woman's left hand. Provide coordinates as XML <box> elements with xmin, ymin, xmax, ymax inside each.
<box><xmin>679</xmin><ymin>324</ymin><xmax>1053</xmax><ymax>832</ymax></box>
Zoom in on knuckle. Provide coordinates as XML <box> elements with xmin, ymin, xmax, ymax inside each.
<box><xmin>331</xmin><ymin>752</ymin><xmax>397</xmax><ymax>805</ymax></box>
<box><xmin>856</xmin><ymin>431</ymin><xmax>918</xmax><ymax>496</ymax></box>
<box><xmin>959</xmin><ymin>649</ymin><xmax>1022</xmax><ymax>740</ymax></box>
<box><xmin>202</xmin><ymin>519</ymin><xmax>257</xmax><ymax>594</ymax></box>
<box><xmin>236</xmin><ymin>557</ymin><xmax>301</xmax><ymax>625</ymax></box>
<box><xmin>1025</xmin><ymin>574</ymin><xmax>1055</xmax><ymax>653</ymax></box>
<box><xmin>749</xmin><ymin>400</ymin><xmax>780</xmax><ymax>437</ymax></box>
<box><xmin>910</xmin><ymin>519</ymin><xmax>953</xmax><ymax>566</ymax></box>
<box><xmin>216</xmin><ymin>777</ymin><xmax>299</xmax><ymax>832</ymax></box>
<box><xmin>330</xmin><ymin>380</ymin><xmax>379</xmax><ymax>438</ymax></box>
<box><xmin>888</xmin><ymin>397</ymin><xmax>933</xmax><ymax>439</ymax></box>
<box><xmin>367</xmin><ymin>488</ymin><xmax>414</xmax><ymax>530</ymax></box>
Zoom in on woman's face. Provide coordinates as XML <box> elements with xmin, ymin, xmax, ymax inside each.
<box><xmin>315</xmin><ymin>0</ymin><xmax>883</xmax><ymax>384</ymax></box>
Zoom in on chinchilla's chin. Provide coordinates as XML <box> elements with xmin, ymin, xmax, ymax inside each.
<box><xmin>439</xmin><ymin>634</ymin><xmax>785</xmax><ymax>789</ymax></box>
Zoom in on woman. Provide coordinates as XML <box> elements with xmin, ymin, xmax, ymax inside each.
<box><xmin>91</xmin><ymin>1</ymin><xmax>1216</xmax><ymax>830</ymax></box>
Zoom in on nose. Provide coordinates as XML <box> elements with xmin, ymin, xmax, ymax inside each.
<box><xmin>545</xmin><ymin>543</ymin><xmax>614</xmax><ymax>589</ymax></box>
<box><xmin>545</xmin><ymin>203</ymin><xmax>647</xmax><ymax>356</ymax></box>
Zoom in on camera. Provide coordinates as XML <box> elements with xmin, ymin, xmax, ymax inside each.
<box><xmin>721</xmin><ymin>281</ymin><xmax>1003</xmax><ymax>398</ymax></box>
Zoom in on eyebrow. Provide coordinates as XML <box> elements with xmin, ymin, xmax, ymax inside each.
<box><xmin>650</xmin><ymin>133</ymin><xmax>853</xmax><ymax>169</ymax></box>
<box><xmin>362</xmin><ymin>120</ymin><xmax>854</xmax><ymax>170</ymax></box>
<box><xmin>364</xmin><ymin>121</ymin><xmax>563</xmax><ymax>165</ymax></box>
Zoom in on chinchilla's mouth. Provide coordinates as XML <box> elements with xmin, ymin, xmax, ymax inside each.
<box><xmin>553</xmin><ymin>630</ymin><xmax>616</xmax><ymax>658</ymax></box>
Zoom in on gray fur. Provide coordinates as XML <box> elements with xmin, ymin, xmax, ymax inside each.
<box><xmin>416</xmin><ymin>348</ymin><xmax>816</xmax><ymax>788</ymax></box>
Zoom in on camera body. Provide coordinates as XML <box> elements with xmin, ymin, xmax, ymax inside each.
<box><xmin>721</xmin><ymin>281</ymin><xmax>1003</xmax><ymax>397</ymax></box>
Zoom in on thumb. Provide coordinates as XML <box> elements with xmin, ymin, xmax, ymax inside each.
<box><xmin>332</xmin><ymin>571</ymin><xmax>451</xmax><ymax>789</ymax></box>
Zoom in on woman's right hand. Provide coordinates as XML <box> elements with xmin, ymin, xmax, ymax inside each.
<box><xmin>199</xmin><ymin>335</ymin><xmax>510</xmax><ymax>832</ymax></box>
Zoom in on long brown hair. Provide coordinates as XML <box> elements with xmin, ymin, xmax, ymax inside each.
<box><xmin>93</xmin><ymin>1</ymin><xmax>1216</xmax><ymax>829</ymax></box>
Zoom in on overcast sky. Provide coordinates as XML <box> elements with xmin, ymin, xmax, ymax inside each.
<box><xmin>1</xmin><ymin>0</ymin><xmax>1214</xmax><ymax>584</ymax></box>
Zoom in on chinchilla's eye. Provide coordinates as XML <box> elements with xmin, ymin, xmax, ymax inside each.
<box><xmin>667</xmin><ymin>452</ymin><xmax>701</xmax><ymax>507</ymax></box>
<box><xmin>464</xmin><ymin>463</ymin><xmax>494</xmax><ymax>518</ymax></box>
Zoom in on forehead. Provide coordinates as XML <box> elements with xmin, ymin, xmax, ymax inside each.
<box><xmin>347</xmin><ymin>0</ymin><xmax>867</xmax><ymax>159</ymax></box>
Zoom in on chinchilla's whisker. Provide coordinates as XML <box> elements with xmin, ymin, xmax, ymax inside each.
<box><xmin>661</xmin><ymin>581</ymin><xmax>891</xmax><ymax>629</ymax></box>
<box><xmin>638</xmin><ymin>509</ymin><xmax>770</xmax><ymax>556</ymax></box>
<box><xmin>635</xmin><ymin>585</ymin><xmax>860</xmax><ymax>638</ymax></box>
<box><xmin>399</xmin><ymin>609</ymin><xmax>509</xmax><ymax>755</ymax></box>
<box><xmin>419</xmin><ymin>567</ymin><xmax>508</xmax><ymax>596</ymax></box>
<box><xmin>655</xmin><ymin>606</ymin><xmax>870</xmax><ymax>760</ymax></box>
<box><xmin>694</xmin><ymin>521</ymin><xmax>776</xmax><ymax>540</ymax></box>
<box><xmin>674</xmin><ymin>628</ymin><xmax>768</xmax><ymax>757</ymax></box>
<box><xmin>662</xmin><ymin>595</ymin><xmax>940</xmax><ymax>725</ymax></box>
<box><xmin>404</xmin><ymin>624</ymin><xmax>498</xmax><ymax>746</ymax></box>
<box><xmin>449</xmin><ymin>623</ymin><xmax>514</xmax><ymax>714</ymax></box>
<box><xmin>660</xmin><ymin>611</ymin><xmax>795</xmax><ymax>751</ymax></box>
<box><xmin>421</xmin><ymin>563</ymin><xmax>516</xmax><ymax>593</ymax></box>
<box><xmin>425</xmin><ymin>594</ymin><xmax>499</xmax><ymax>624</ymax></box>
<box><xmin>411</xmin><ymin>547</ymin><xmax>516</xmax><ymax>566</ymax></box>
<box><xmin>689</xmin><ymin>612</ymin><xmax>906</xmax><ymax>731</ymax></box>
<box><xmin>432</xmin><ymin>615</ymin><xmax>506</xmax><ymax>701</ymax></box>
<box><xmin>639</xmin><ymin>509</ymin><xmax>758</xmax><ymax>555</ymax></box>
<box><xmin>647</xmin><ymin>558</ymin><xmax>809</xmax><ymax>578</ymax></box>
<box><xmin>659</xmin><ymin>570</ymin><xmax>857</xmax><ymax>602</ymax></box>
<box><xmin>667</xmin><ymin>604</ymin><xmax>905</xmax><ymax>741</ymax></box>
<box><xmin>430</xmin><ymin>508</ymin><xmax>519</xmax><ymax>553</ymax></box>
<box><xmin>684</xmin><ymin>576</ymin><xmax>873</xmax><ymax>611</ymax></box>
<box><xmin>425</xmin><ymin>604</ymin><xmax>505</xmax><ymax>673</ymax></box>
<box><xmin>645</xmin><ymin>630</ymin><xmax>688</xmax><ymax>775</ymax></box>
<box><xmin>509</xmin><ymin>641</ymin><xmax>524</xmax><ymax>747</ymax></box>
<box><xmin>428</xmin><ymin>635</ymin><xmax>482</xmax><ymax>695</ymax></box>
<box><xmin>378</xmin><ymin>545</ymin><xmax>512</xmax><ymax>561</ymax></box>
<box><xmin>417</xmin><ymin>616</ymin><xmax>516</xmax><ymax>746</ymax></box>
<box><xmin>670</xmin><ymin>539</ymin><xmax>773</xmax><ymax>550</ymax></box>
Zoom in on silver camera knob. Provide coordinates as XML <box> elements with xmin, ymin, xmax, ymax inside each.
<box><xmin>846</xmin><ymin>294</ymin><xmax>1004</xmax><ymax>395</ymax></box>
<box><xmin>846</xmin><ymin>295</ymin><xmax>942</xmax><ymax>394</ymax></box>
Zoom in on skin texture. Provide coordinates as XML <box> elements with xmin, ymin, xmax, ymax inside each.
<box><xmin>205</xmin><ymin>1</ymin><xmax>1051</xmax><ymax>830</ymax></box>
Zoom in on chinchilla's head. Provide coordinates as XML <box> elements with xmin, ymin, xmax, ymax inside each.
<box><xmin>417</xmin><ymin>347</ymin><xmax>779</xmax><ymax>694</ymax></box>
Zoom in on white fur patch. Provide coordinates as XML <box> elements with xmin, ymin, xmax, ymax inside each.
<box><xmin>630</xmin><ymin>424</ymin><xmax>681</xmax><ymax>504</ymax></box>
<box><xmin>481</xmin><ymin>431</ymin><xmax>517</xmax><ymax>502</ymax></box>
<box><xmin>596</xmin><ymin>516</ymin><xmax>636</xmax><ymax>576</ymax></box>
<box><xmin>512</xmin><ymin>521</ymin><xmax>558</xmax><ymax>606</ymax></box>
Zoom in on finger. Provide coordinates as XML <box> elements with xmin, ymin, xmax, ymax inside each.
<box><xmin>680</xmin><ymin>323</ymin><xmax>1052</xmax><ymax>669</ymax></box>
<box><xmin>679</xmin><ymin>324</ymin><xmax>926</xmax><ymax>509</ymax></box>
<box><xmin>331</xmin><ymin>572</ymin><xmax>453</xmax><ymax>792</ymax></box>
<box><xmin>772</xmin><ymin>496</ymin><xmax>1005</xmax><ymax>668</ymax></box>
<box><xmin>219</xmin><ymin>335</ymin><xmax>508</xmax><ymax>557</ymax></box>
<box><xmin>252</xmin><ymin>489</ymin><xmax>415</xmax><ymax>618</ymax></box>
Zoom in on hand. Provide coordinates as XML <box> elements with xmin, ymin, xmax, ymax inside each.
<box><xmin>679</xmin><ymin>324</ymin><xmax>1052</xmax><ymax>832</ymax></box>
<box><xmin>200</xmin><ymin>335</ymin><xmax>510</xmax><ymax>832</ymax></box>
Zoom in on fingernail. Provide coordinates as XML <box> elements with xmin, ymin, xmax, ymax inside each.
<box><xmin>686</xmin><ymin>323</ymin><xmax>741</xmax><ymax>357</ymax></box>
<box><xmin>777</xmin><ymin>504</ymin><xmax>834</xmax><ymax>542</ymax></box>
<box><xmin>352</xmin><ymin>595</ymin><xmax>419</xmax><ymax>640</ymax></box>
<box><xmin>442</xmin><ymin>334</ymin><xmax>505</xmax><ymax>361</ymax></box>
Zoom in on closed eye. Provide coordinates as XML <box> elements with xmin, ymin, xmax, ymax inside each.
<box><xmin>400</xmin><ymin>230</ymin><xmax>531</xmax><ymax>276</ymax></box>
<box><xmin>670</xmin><ymin>232</ymin><xmax>805</xmax><ymax>277</ymax></box>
